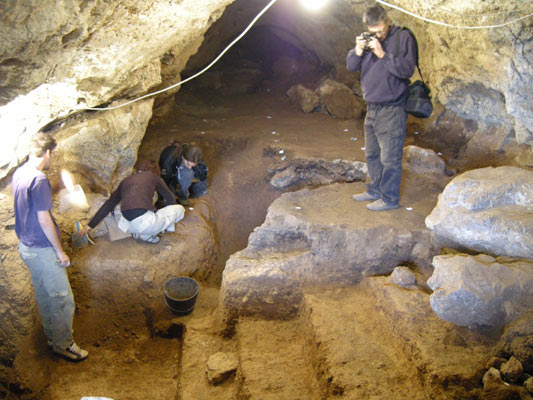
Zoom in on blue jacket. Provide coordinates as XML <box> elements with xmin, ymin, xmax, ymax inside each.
<box><xmin>346</xmin><ymin>26</ymin><xmax>417</xmax><ymax>104</ymax></box>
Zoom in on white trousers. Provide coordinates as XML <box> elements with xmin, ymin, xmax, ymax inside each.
<box><xmin>117</xmin><ymin>205</ymin><xmax>185</xmax><ymax>241</ymax></box>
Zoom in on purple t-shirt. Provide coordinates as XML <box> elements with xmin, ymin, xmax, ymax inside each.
<box><xmin>12</xmin><ymin>163</ymin><xmax>60</xmax><ymax>248</ymax></box>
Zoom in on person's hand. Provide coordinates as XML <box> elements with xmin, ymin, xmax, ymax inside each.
<box><xmin>355</xmin><ymin>35</ymin><xmax>366</xmax><ymax>56</ymax></box>
<box><xmin>56</xmin><ymin>249</ymin><xmax>70</xmax><ymax>267</ymax></box>
<box><xmin>369</xmin><ymin>38</ymin><xmax>385</xmax><ymax>59</ymax></box>
<box><xmin>79</xmin><ymin>225</ymin><xmax>90</xmax><ymax>237</ymax></box>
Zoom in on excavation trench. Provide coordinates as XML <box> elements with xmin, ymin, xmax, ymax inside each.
<box><xmin>23</xmin><ymin>83</ymin><xmax>369</xmax><ymax>399</ymax></box>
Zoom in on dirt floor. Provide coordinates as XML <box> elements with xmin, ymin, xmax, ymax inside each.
<box><xmin>9</xmin><ymin>85</ymin><xmax>493</xmax><ymax>400</ymax></box>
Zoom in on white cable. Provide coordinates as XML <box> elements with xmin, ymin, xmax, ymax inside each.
<box><xmin>74</xmin><ymin>0</ymin><xmax>531</xmax><ymax>113</ymax></box>
<box><xmin>78</xmin><ymin>0</ymin><xmax>279</xmax><ymax>112</ymax></box>
<box><xmin>435</xmin><ymin>6</ymin><xmax>533</xmax><ymax>18</ymax></box>
<box><xmin>376</xmin><ymin>0</ymin><xmax>533</xmax><ymax>29</ymax></box>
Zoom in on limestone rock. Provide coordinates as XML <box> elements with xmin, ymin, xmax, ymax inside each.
<box><xmin>425</xmin><ymin>166</ymin><xmax>533</xmax><ymax>258</ymax></box>
<box><xmin>427</xmin><ymin>253</ymin><xmax>533</xmax><ymax>328</ymax></box>
<box><xmin>316</xmin><ymin>79</ymin><xmax>364</xmax><ymax>119</ymax></box>
<box><xmin>54</xmin><ymin>99</ymin><xmax>154</xmax><ymax>192</ymax></box>
<box><xmin>525</xmin><ymin>377</ymin><xmax>533</xmax><ymax>394</ymax></box>
<box><xmin>390</xmin><ymin>266</ymin><xmax>416</xmax><ymax>288</ymax></box>
<box><xmin>270</xmin><ymin>158</ymin><xmax>366</xmax><ymax>190</ymax></box>
<box><xmin>287</xmin><ymin>84</ymin><xmax>320</xmax><ymax>113</ymax></box>
<box><xmin>206</xmin><ymin>351</ymin><xmax>238</xmax><ymax>384</ymax></box>
<box><xmin>481</xmin><ymin>367</ymin><xmax>525</xmax><ymax>400</ymax></box>
<box><xmin>403</xmin><ymin>145</ymin><xmax>446</xmax><ymax>176</ymax></box>
<box><xmin>501</xmin><ymin>356</ymin><xmax>524</xmax><ymax>383</ymax></box>
<box><xmin>0</xmin><ymin>0</ymin><xmax>234</xmax><ymax>180</ymax></box>
<box><xmin>486</xmin><ymin>356</ymin><xmax>508</xmax><ymax>371</ymax></box>
<box><xmin>498</xmin><ymin>311</ymin><xmax>533</xmax><ymax>373</ymax></box>
<box><xmin>220</xmin><ymin>183</ymin><xmax>436</xmax><ymax>324</ymax></box>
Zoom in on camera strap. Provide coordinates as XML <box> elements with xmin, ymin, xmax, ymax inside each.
<box><xmin>395</xmin><ymin>27</ymin><xmax>424</xmax><ymax>82</ymax></box>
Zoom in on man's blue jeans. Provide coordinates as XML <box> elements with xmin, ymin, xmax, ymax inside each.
<box><xmin>364</xmin><ymin>103</ymin><xmax>407</xmax><ymax>206</ymax></box>
<box><xmin>176</xmin><ymin>161</ymin><xmax>208</xmax><ymax>201</ymax></box>
<box><xmin>18</xmin><ymin>243</ymin><xmax>75</xmax><ymax>349</ymax></box>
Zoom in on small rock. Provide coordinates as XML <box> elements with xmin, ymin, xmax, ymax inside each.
<box><xmin>525</xmin><ymin>376</ymin><xmax>533</xmax><ymax>393</ymax></box>
<box><xmin>206</xmin><ymin>351</ymin><xmax>238</xmax><ymax>385</ymax></box>
<box><xmin>483</xmin><ymin>367</ymin><xmax>510</xmax><ymax>396</ymax></box>
<box><xmin>143</xmin><ymin>269</ymin><xmax>156</xmax><ymax>284</ymax></box>
<box><xmin>485</xmin><ymin>356</ymin><xmax>508</xmax><ymax>370</ymax></box>
<box><xmin>501</xmin><ymin>356</ymin><xmax>524</xmax><ymax>383</ymax></box>
<box><xmin>390</xmin><ymin>266</ymin><xmax>416</xmax><ymax>288</ymax></box>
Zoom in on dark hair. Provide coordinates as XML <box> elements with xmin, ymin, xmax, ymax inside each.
<box><xmin>182</xmin><ymin>144</ymin><xmax>203</xmax><ymax>164</ymax></box>
<box><xmin>29</xmin><ymin>131</ymin><xmax>57</xmax><ymax>157</ymax></box>
<box><xmin>363</xmin><ymin>5</ymin><xmax>387</xmax><ymax>26</ymax></box>
<box><xmin>137</xmin><ymin>159</ymin><xmax>161</xmax><ymax>175</ymax></box>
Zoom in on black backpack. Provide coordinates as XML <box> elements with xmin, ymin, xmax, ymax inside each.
<box><xmin>396</xmin><ymin>27</ymin><xmax>433</xmax><ymax>118</ymax></box>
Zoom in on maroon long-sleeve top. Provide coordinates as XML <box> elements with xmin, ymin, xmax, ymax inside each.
<box><xmin>88</xmin><ymin>171</ymin><xmax>176</xmax><ymax>229</ymax></box>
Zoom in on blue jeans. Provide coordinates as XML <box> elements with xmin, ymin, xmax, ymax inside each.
<box><xmin>18</xmin><ymin>243</ymin><xmax>75</xmax><ymax>349</ymax></box>
<box><xmin>364</xmin><ymin>104</ymin><xmax>407</xmax><ymax>206</ymax></box>
<box><xmin>176</xmin><ymin>161</ymin><xmax>208</xmax><ymax>201</ymax></box>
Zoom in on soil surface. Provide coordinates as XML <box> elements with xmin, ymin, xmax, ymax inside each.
<box><xmin>11</xmin><ymin>86</ymin><xmax>494</xmax><ymax>400</ymax></box>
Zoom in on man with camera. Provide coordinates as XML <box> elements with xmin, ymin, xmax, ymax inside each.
<box><xmin>347</xmin><ymin>4</ymin><xmax>417</xmax><ymax>211</ymax></box>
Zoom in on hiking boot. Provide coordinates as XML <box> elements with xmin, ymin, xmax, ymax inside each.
<box><xmin>366</xmin><ymin>199</ymin><xmax>399</xmax><ymax>211</ymax></box>
<box><xmin>53</xmin><ymin>342</ymin><xmax>88</xmax><ymax>361</ymax></box>
<box><xmin>352</xmin><ymin>192</ymin><xmax>380</xmax><ymax>202</ymax></box>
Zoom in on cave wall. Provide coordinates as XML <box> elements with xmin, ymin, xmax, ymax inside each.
<box><xmin>0</xmin><ymin>0</ymin><xmax>233</xmax><ymax>180</ymax></box>
<box><xmin>0</xmin><ymin>0</ymin><xmax>531</xmax><ymax>182</ymax></box>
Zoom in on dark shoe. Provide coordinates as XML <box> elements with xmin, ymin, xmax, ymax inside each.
<box><xmin>53</xmin><ymin>341</ymin><xmax>88</xmax><ymax>361</ymax></box>
<box><xmin>366</xmin><ymin>199</ymin><xmax>399</xmax><ymax>211</ymax></box>
<box><xmin>353</xmin><ymin>192</ymin><xmax>380</xmax><ymax>202</ymax></box>
<box><xmin>179</xmin><ymin>198</ymin><xmax>191</xmax><ymax>206</ymax></box>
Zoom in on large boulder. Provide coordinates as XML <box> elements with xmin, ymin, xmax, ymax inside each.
<box><xmin>402</xmin><ymin>145</ymin><xmax>446</xmax><ymax>176</ymax></box>
<box><xmin>425</xmin><ymin>166</ymin><xmax>533</xmax><ymax>258</ymax></box>
<box><xmin>219</xmin><ymin>183</ymin><xmax>437</xmax><ymax>324</ymax></box>
<box><xmin>316</xmin><ymin>79</ymin><xmax>365</xmax><ymax>119</ymax></box>
<box><xmin>270</xmin><ymin>158</ymin><xmax>366</xmax><ymax>190</ymax></box>
<box><xmin>287</xmin><ymin>84</ymin><xmax>320</xmax><ymax>113</ymax></box>
<box><xmin>54</xmin><ymin>99</ymin><xmax>154</xmax><ymax>192</ymax></box>
<box><xmin>427</xmin><ymin>253</ymin><xmax>533</xmax><ymax>328</ymax></box>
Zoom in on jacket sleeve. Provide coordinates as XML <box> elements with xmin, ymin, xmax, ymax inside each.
<box><xmin>346</xmin><ymin>48</ymin><xmax>363</xmax><ymax>72</ymax></box>
<box><xmin>193</xmin><ymin>163</ymin><xmax>208</xmax><ymax>181</ymax></box>
<box><xmin>88</xmin><ymin>185</ymin><xmax>122</xmax><ymax>228</ymax></box>
<box><xmin>383</xmin><ymin>29</ymin><xmax>417</xmax><ymax>80</ymax></box>
<box><xmin>156</xmin><ymin>176</ymin><xmax>177</xmax><ymax>206</ymax></box>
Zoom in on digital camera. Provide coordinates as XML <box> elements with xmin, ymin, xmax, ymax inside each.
<box><xmin>361</xmin><ymin>32</ymin><xmax>377</xmax><ymax>50</ymax></box>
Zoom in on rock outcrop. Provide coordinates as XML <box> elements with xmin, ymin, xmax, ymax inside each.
<box><xmin>425</xmin><ymin>166</ymin><xmax>533</xmax><ymax>258</ymax></box>
<box><xmin>427</xmin><ymin>253</ymin><xmax>533</xmax><ymax>328</ymax></box>
<box><xmin>287</xmin><ymin>84</ymin><xmax>320</xmax><ymax>113</ymax></box>
<box><xmin>270</xmin><ymin>158</ymin><xmax>366</xmax><ymax>190</ymax></box>
<box><xmin>219</xmin><ymin>182</ymin><xmax>437</xmax><ymax>324</ymax></box>
<box><xmin>315</xmin><ymin>79</ymin><xmax>365</xmax><ymax>119</ymax></box>
<box><xmin>54</xmin><ymin>99</ymin><xmax>154</xmax><ymax>192</ymax></box>
<box><xmin>0</xmin><ymin>0</ymin><xmax>233</xmax><ymax>179</ymax></box>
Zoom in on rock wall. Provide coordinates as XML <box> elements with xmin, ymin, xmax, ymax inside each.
<box><xmin>0</xmin><ymin>0</ymin><xmax>233</xmax><ymax>180</ymax></box>
<box><xmin>1</xmin><ymin>0</ymin><xmax>531</xmax><ymax>181</ymax></box>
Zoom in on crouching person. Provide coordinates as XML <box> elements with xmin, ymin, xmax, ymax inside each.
<box><xmin>82</xmin><ymin>160</ymin><xmax>184</xmax><ymax>244</ymax></box>
<box><xmin>159</xmin><ymin>142</ymin><xmax>208</xmax><ymax>206</ymax></box>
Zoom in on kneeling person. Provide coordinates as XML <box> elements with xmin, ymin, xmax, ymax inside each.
<box><xmin>82</xmin><ymin>160</ymin><xmax>184</xmax><ymax>243</ymax></box>
<box><xmin>159</xmin><ymin>142</ymin><xmax>208</xmax><ymax>206</ymax></box>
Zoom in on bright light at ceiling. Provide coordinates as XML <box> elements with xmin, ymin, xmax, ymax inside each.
<box><xmin>299</xmin><ymin>0</ymin><xmax>328</xmax><ymax>11</ymax></box>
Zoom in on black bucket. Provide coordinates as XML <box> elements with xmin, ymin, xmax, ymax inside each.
<box><xmin>163</xmin><ymin>277</ymin><xmax>199</xmax><ymax>315</ymax></box>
